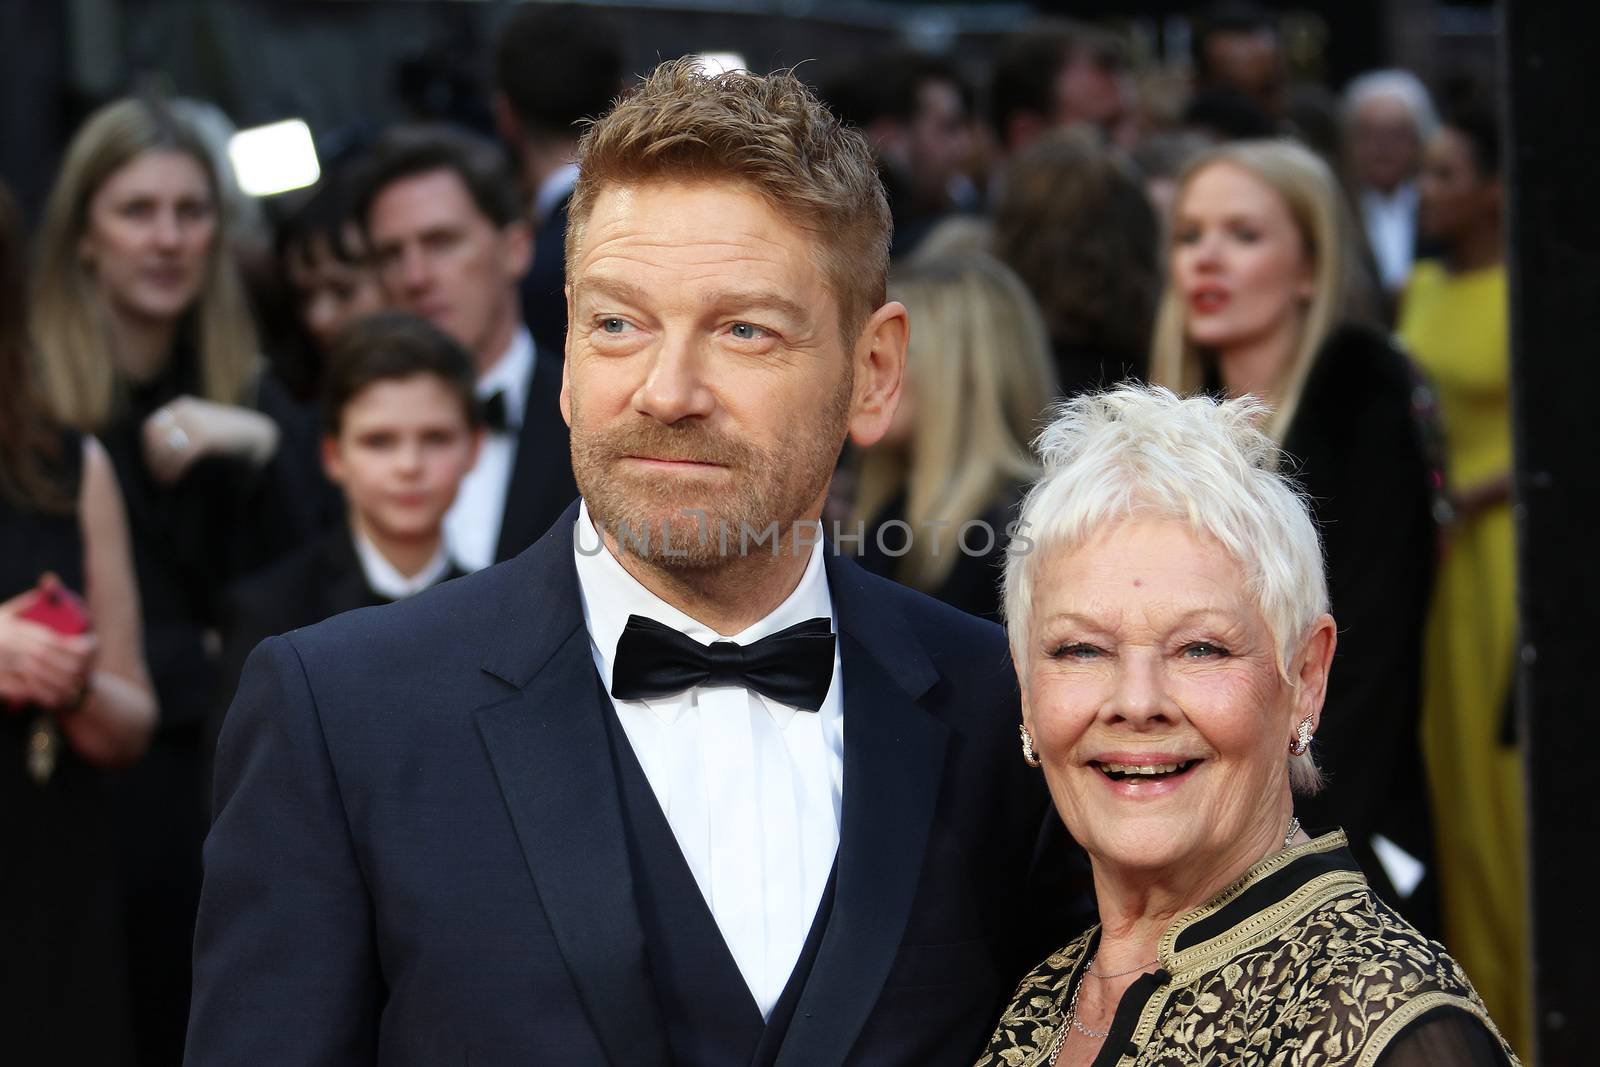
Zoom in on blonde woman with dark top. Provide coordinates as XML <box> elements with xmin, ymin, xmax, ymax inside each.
<box><xmin>30</xmin><ymin>96</ymin><xmax>324</xmax><ymax>1065</ymax></box>
<box><xmin>850</xmin><ymin>253</ymin><xmax>1059</xmax><ymax>621</ymax></box>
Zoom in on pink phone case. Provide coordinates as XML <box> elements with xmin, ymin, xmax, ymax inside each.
<box><xmin>19</xmin><ymin>584</ymin><xmax>91</xmax><ymax>635</ymax></box>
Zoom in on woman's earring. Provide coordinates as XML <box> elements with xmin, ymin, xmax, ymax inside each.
<box><xmin>1289</xmin><ymin>716</ymin><xmax>1314</xmax><ymax>756</ymax></box>
<box><xmin>1019</xmin><ymin>724</ymin><xmax>1042</xmax><ymax>768</ymax></box>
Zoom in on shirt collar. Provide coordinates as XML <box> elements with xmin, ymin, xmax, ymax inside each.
<box><xmin>571</xmin><ymin>499</ymin><xmax>835</xmax><ymax>724</ymax></box>
<box><xmin>352</xmin><ymin>528</ymin><xmax>453</xmax><ymax>601</ymax></box>
<box><xmin>1361</xmin><ymin>180</ymin><xmax>1419</xmax><ymax>214</ymax></box>
<box><xmin>475</xmin><ymin>325</ymin><xmax>536</xmax><ymax>429</ymax></box>
<box><xmin>533</xmin><ymin>162</ymin><xmax>581</xmax><ymax>224</ymax></box>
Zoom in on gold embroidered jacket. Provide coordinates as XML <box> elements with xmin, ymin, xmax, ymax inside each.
<box><xmin>976</xmin><ymin>831</ymin><xmax>1519</xmax><ymax>1067</ymax></box>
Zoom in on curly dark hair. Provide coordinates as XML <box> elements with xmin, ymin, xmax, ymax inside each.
<box><xmin>993</xmin><ymin>128</ymin><xmax>1160</xmax><ymax>383</ymax></box>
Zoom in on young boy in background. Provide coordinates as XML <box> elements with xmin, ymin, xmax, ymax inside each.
<box><xmin>213</xmin><ymin>313</ymin><xmax>483</xmax><ymax>741</ymax></box>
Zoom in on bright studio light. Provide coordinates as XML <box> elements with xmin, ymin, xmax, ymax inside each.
<box><xmin>691</xmin><ymin>52</ymin><xmax>748</xmax><ymax>76</ymax></box>
<box><xmin>228</xmin><ymin>119</ymin><xmax>320</xmax><ymax>197</ymax></box>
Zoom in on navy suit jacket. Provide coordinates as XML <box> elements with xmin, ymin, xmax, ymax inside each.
<box><xmin>187</xmin><ymin>502</ymin><xmax>1077</xmax><ymax>1066</ymax></box>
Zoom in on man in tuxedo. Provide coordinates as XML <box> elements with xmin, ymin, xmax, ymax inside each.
<box><xmin>492</xmin><ymin>2</ymin><xmax>625</xmax><ymax>357</ymax></box>
<box><xmin>358</xmin><ymin>126</ymin><xmax>577</xmax><ymax>571</ymax></box>
<box><xmin>1343</xmin><ymin>69</ymin><xmax>1443</xmax><ymax>310</ymax></box>
<box><xmin>188</xmin><ymin>59</ymin><xmax>1076</xmax><ymax>1067</ymax></box>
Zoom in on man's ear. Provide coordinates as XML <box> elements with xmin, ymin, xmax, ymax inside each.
<box><xmin>319</xmin><ymin>434</ymin><xmax>345</xmax><ymax>487</ymax></box>
<box><xmin>501</xmin><ymin>218</ymin><xmax>534</xmax><ymax>285</ymax></box>
<box><xmin>558</xmin><ymin>327</ymin><xmax>573</xmax><ymax>428</ymax></box>
<box><xmin>492</xmin><ymin>93</ymin><xmax>524</xmax><ymax>152</ymax></box>
<box><xmin>846</xmin><ymin>300</ymin><xmax>910</xmax><ymax>449</ymax></box>
<box><xmin>867</xmin><ymin>119</ymin><xmax>910</xmax><ymax>171</ymax></box>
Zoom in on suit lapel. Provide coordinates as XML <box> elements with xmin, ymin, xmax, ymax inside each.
<box><xmin>473</xmin><ymin>506</ymin><xmax>669</xmax><ymax>1067</ymax></box>
<box><xmin>775</xmin><ymin>556</ymin><xmax>949</xmax><ymax>1067</ymax></box>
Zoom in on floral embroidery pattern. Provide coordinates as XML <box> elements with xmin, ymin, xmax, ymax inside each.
<box><xmin>976</xmin><ymin>837</ymin><xmax>1518</xmax><ymax>1067</ymax></box>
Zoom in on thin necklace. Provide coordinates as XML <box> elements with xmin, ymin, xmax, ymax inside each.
<box><xmin>1086</xmin><ymin>956</ymin><xmax>1157</xmax><ymax>979</ymax></box>
<box><xmin>1052</xmin><ymin>815</ymin><xmax>1305</xmax><ymax>1063</ymax></box>
<box><xmin>1066</xmin><ymin>973</ymin><xmax>1109</xmax><ymax>1039</ymax></box>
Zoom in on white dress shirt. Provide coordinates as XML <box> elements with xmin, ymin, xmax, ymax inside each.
<box><xmin>445</xmin><ymin>327</ymin><xmax>535</xmax><ymax>572</ymax></box>
<box><xmin>571</xmin><ymin>501</ymin><xmax>844</xmax><ymax>1018</ymax></box>
<box><xmin>1361</xmin><ymin>181</ymin><xmax>1421</xmax><ymax>293</ymax></box>
<box><xmin>351</xmin><ymin>529</ymin><xmax>452</xmax><ymax>601</ymax></box>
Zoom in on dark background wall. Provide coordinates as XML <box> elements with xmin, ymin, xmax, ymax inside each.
<box><xmin>2</xmin><ymin>0</ymin><xmax>1498</xmax><ymax>222</ymax></box>
<box><xmin>1504</xmin><ymin>0</ymin><xmax>1599</xmax><ymax>1062</ymax></box>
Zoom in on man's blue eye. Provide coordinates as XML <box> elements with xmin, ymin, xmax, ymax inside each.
<box><xmin>601</xmin><ymin>318</ymin><xmax>629</xmax><ymax>333</ymax></box>
<box><xmin>730</xmin><ymin>322</ymin><xmax>765</xmax><ymax>340</ymax></box>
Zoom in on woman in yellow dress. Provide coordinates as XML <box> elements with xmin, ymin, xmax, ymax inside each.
<box><xmin>1399</xmin><ymin>106</ymin><xmax>1528</xmax><ymax>1058</ymax></box>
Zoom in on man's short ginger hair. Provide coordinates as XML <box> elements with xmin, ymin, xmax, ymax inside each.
<box><xmin>567</xmin><ymin>58</ymin><xmax>892</xmax><ymax>344</ymax></box>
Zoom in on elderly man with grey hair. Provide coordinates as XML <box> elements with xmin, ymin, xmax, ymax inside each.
<box><xmin>1343</xmin><ymin>69</ymin><xmax>1439</xmax><ymax>295</ymax></box>
<box><xmin>978</xmin><ymin>385</ymin><xmax>1518</xmax><ymax>1066</ymax></box>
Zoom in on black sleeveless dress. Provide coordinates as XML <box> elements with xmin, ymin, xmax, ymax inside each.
<box><xmin>97</xmin><ymin>345</ymin><xmax>331</xmax><ymax>1065</ymax></box>
<box><xmin>0</xmin><ymin>431</ymin><xmax>132</xmax><ymax>1064</ymax></box>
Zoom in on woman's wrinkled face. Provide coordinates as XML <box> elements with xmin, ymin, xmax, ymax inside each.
<box><xmin>1172</xmin><ymin>162</ymin><xmax>1313</xmax><ymax>359</ymax></box>
<box><xmin>80</xmin><ymin>149</ymin><xmax>217</xmax><ymax>325</ymax></box>
<box><xmin>1020</xmin><ymin>519</ymin><xmax>1316</xmax><ymax>882</ymax></box>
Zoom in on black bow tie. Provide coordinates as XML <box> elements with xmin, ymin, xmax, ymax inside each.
<box><xmin>610</xmin><ymin>614</ymin><xmax>836</xmax><ymax>711</ymax></box>
<box><xmin>481</xmin><ymin>390</ymin><xmax>516</xmax><ymax>434</ymax></box>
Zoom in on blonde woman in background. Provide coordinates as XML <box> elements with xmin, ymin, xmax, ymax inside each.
<box><xmin>1149</xmin><ymin>139</ymin><xmax>1442</xmax><ymax>943</ymax></box>
<box><xmin>30</xmin><ymin>96</ymin><xmax>326</xmax><ymax>1066</ymax></box>
<box><xmin>849</xmin><ymin>253</ymin><xmax>1059</xmax><ymax>622</ymax></box>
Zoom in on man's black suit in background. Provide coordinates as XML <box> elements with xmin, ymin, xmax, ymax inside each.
<box><xmin>212</xmin><ymin>526</ymin><xmax>463</xmax><ymax>725</ymax></box>
<box><xmin>520</xmin><ymin>192</ymin><xmax>570</xmax><ymax>360</ymax></box>
<box><xmin>491</xmin><ymin>349</ymin><xmax>577</xmax><ymax>564</ymax></box>
<box><xmin>187</xmin><ymin>504</ymin><xmax>1079</xmax><ymax>1066</ymax></box>
<box><xmin>206</xmin><ymin>526</ymin><xmax>463</xmax><ymax>807</ymax></box>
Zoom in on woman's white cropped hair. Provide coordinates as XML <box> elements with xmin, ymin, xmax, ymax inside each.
<box><xmin>1002</xmin><ymin>385</ymin><xmax>1330</xmax><ymax>792</ymax></box>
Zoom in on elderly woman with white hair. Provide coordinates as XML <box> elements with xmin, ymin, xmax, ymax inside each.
<box><xmin>976</xmin><ymin>386</ymin><xmax>1517</xmax><ymax>1067</ymax></box>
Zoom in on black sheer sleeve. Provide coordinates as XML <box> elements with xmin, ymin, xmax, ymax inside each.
<box><xmin>1372</xmin><ymin>1006</ymin><xmax>1516</xmax><ymax>1067</ymax></box>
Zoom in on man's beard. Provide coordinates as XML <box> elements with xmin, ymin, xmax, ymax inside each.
<box><xmin>569</xmin><ymin>376</ymin><xmax>853</xmax><ymax>570</ymax></box>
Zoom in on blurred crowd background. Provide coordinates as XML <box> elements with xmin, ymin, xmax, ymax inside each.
<box><xmin>0</xmin><ymin>1</ymin><xmax>1534</xmax><ymax>1064</ymax></box>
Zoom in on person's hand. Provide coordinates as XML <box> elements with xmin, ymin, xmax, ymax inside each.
<box><xmin>1450</xmin><ymin>472</ymin><xmax>1513</xmax><ymax>525</ymax></box>
<box><xmin>142</xmin><ymin>395</ymin><xmax>280</xmax><ymax>485</ymax></box>
<box><xmin>0</xmin><ymin>579</ymin><xmax>98</xmax><ymax>711</ymax></box>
